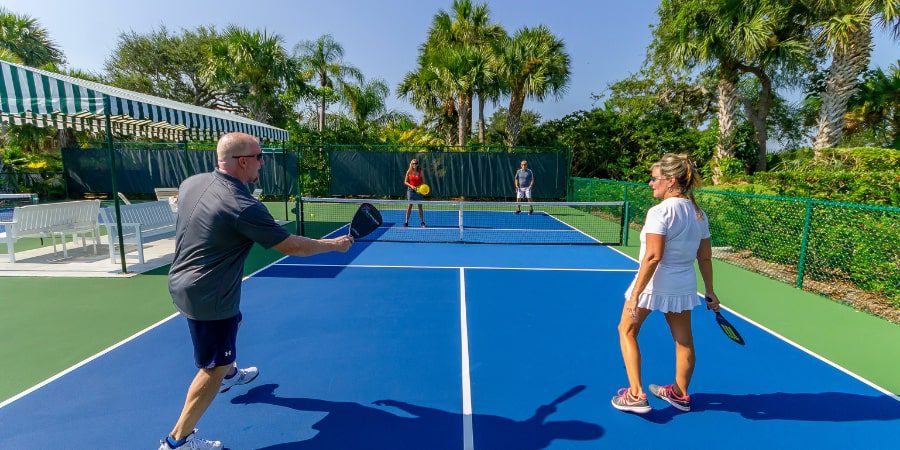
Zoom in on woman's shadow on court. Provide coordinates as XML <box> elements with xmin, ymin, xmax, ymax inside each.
<box><xmin>639</xmin><ymin>391</ymin><xmax>900</xmax><ymax>424</ymax></box>
<box><xmin>231</xmin><ymin>384</ymin><xmax>604</xmax><ymax>449</ymax></box>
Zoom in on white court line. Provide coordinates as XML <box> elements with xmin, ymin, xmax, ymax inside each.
<box><xmin>274</xmin><ymin>263</ymin><xmax>637</xmax><ymax>273</ymax></box>
<box><xmin>0</xmin><ymin>254</ymin><xmax>291</xmax><ymax>410</ymax></box>
<box><xmin>459</xmin><ymin>268</ymin><xmax>475</xmax><ymax>450</ymax></box>
<box><xmin>707</xmin><ymin>305</ymin><xmax>900</xmax><ymax>402</ymax></box>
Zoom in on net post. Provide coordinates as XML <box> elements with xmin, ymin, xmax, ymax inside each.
<box><xmin>796</xmin><ymin>199</ymin><xmax>814</xmax><ymax>289</ymax></box>
<box><xmin>298</xmin><ymin>197</ymin><xmax>305</xmax><ymax>236</ymax></box>
<box><xmin>622</xmin><ymin>185</ymin><xmax>630</xmax><ymax>246</ymax></box>
<box><xmin>458</xmin><ymin>201</ymin><xmax>464</xmax><ymax>241</ymax></box>
<box><xmin>104</xmin><ymin>107</ymin><xmax>128</xmax><ymax>274</ymax></box>
<box><xmin>281</xmin><ymin>140</ymin><xmax>288</xmax><ymax>221</ymax></box>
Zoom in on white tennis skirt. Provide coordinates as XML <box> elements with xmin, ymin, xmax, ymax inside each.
<box><xmin>625</xmin><ymin>283</ymin><xmax>701</xmax><ymax>313</ymax></box>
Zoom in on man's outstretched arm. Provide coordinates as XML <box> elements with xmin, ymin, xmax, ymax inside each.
<box><xmin>274</xmin><ymin>234</ymin><xmax>352</xmax><ymax>257</ymax></box>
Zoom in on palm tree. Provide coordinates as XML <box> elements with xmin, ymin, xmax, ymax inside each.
<box><xmin>811</xmin><ymin>0</ymin><xmax>900</xmax><ymax>150</ymax></box>
<box><xmin>398</xmin><ymin>51</ymin><xmax>459</xmax><ymax>145</ymax></box>
<box><xmin>206</xmin><ymin>26</ymin><xmax>300</xmax><ymax>124</ymax></box>
<box><xmin>651</xmin><ymin>0</ymin><xmax>740</xmax><ymax>182</ymax></box>
<box><xmin>294</xmin><ymin>34</ymin><xmax>363</xmax><ymax>132</ymax></box>
<box><xmin>844</xmin><ymin>61</ymin><xmax>900</xmax><ymax>147</ymax></box>
<box><xmin>423</xmin><ymin>0</ymin><xmax>505</xmax><ymax>146</ymax></box>
<box><xmin>496</xmin><ymin>25</ymin><xmax>570</xmax><ymax>147</ymax></box>
<box><xmin>726</xmin><ymin>0</ymin><xmax>813</xmax><ymax>171</ymax></box>
<box><xmin>341</xmin><ymin>77</ymin><xmax>411</xmax><ymax>133</ymax></box>
<box><xmin>0</xmin><ymin>7</ymin><xmax>64</xmax><ymax>67</ymax></box>
<box><xmin>0</xmin><ymin>47</ymin><xmax>21</xmax><ymax>64</ymax></box>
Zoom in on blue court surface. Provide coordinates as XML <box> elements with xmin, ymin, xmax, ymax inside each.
<box><xmin>1</xmin><ymin>238</ymin><xmax>898</xmax><ymax>448</ymax></box>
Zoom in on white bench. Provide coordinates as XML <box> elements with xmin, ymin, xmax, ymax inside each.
<box><xmin>102</xmin><ymin>201</ymin><xmax>176</xmax><ymax>264</ymax></box>
<box><xmin>154</xmin><ymin>187</ymin><xmax>179</xmax><ymax>201</ymax></box>
<box><xmin>155</xmin><ymin>187</ymin><xmax>180</xmax><ymax>213</ymax></box>
<box><xmin>0</xmin><ymin>200</ymin><xmax>101</xmax><ymax>263</ymax></box>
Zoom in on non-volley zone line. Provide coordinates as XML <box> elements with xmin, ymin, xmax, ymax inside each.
<box><xmin>272</xmin><ymin>263</ymin><xmax>638</xmax><ymax>273</ymax></box>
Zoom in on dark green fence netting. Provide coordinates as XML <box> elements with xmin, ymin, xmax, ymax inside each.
<box><xmin>62</xmin><ymin>147</ymin><xmax>297</xmax><ymax>197</ymax></box>
<box><xmin>328</xmin><ymin>150</ymin><xmax>569</xmax><ymax>199</ymax></box>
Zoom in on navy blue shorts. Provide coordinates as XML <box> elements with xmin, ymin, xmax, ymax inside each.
<box><xmin>186</xmin><ymin>313</ymin><xmax>241</xmax><ymax>369</ymax></box>
<box><xmin>407</xmin><ymin>188</ymin><xmax>423</xmax><ymax>201</ymax></box>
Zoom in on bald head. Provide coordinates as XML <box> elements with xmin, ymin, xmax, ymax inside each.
<box><xmin>217</xmin><ymin>133</ymin><xmax>260</xmax><ymax>161</ymax></box>
<box><xmin>216</xmin><ymin>132</ymin><xmax>263</xmax><ymax>183</ymax></box>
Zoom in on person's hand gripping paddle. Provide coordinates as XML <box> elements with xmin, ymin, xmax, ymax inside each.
<box><xmin>706</xmin><ymin>296</ymin><xmax>745</xmax><ymax>346</ymax></box>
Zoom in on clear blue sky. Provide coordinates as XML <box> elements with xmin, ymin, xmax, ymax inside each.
<box><xmin>7</xmin><ymin>0</ymin><xmax>899</xmax><ymax>122</ymax></box>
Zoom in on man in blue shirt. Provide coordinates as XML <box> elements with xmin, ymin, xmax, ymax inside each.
<box><xmin>515</xmin><ymin>160</ymin><xmax>535</xmax><ymax>214</ymax></box>
<box><xmin>159</xmin><ymin>133</ymin><xmax>353</xmax><ymax>450</ymax></box>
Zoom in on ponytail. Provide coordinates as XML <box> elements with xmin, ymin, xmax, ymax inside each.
<box><xmin>658</xmin><ymin>153</ymin><xmax>704</xmax><ymax>220</ymax></box>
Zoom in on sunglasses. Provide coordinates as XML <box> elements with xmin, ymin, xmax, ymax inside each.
<box><xmin>233</xmin><ymin>153</ymin><xmax>264</xmax><ymax>161</ymax></box>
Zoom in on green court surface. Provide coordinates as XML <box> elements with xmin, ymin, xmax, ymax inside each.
<box><xmin>0</xmin><ymin>206</ymin><xmax>293</xmax><ymax>402</ymax></box>
<box><xmin>1</xmin><ymin>206</ymin><xmax>898</xmax><ymax>404</ymax></box>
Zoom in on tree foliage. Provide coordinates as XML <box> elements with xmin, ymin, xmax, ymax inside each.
<box><xmin>105</xmin><ymin>26</ymin><xmax>227</xmax><ymax>109</ymax></box>
<box><xmin>0</xmin><ymin>7</ymin><xmax>64</xmax><ymax>67</ymax></box>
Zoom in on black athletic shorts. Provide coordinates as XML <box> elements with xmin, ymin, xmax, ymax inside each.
<box><xmin>186</xmin><ymin>312</ymin><xmax>241</xmax><ymax>369</ymax></box>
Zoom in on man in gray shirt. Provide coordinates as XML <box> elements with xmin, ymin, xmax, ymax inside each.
<box><xmin>159</xmin><ymin>133</ymin><xmax>353</xmax><ymax>450</ymax></box>
<box><xmin>515</xmin><ymin>160</ymin><xmax>535</xmax><ymax>214</ymax></box>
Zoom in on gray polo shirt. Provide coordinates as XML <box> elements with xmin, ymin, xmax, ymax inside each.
<box><xmin>168</xmin><ymin>170</ymin><xmax>290</xmax><ymax>320</ymax></box>
<box><xmin>516</xmin><ymin>168</ymin><xmax>534</xmax><ymax>188</ymax></box>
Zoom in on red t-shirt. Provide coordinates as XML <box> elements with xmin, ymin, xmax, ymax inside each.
<box><xmin>406</xmin><ymin>170</ymin><xmax>423</xmax><ymax>187</ymax></box>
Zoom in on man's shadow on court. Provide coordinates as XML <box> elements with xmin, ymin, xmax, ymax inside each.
<box><xmin>637</xmin><ymin>391</ymin><xmax>900</xmax><ymax>424</ymax></box>
<box><xmin>231</xmin><ymin>384</ymin><xmax>603</xmax><ymax>450</ymax></box>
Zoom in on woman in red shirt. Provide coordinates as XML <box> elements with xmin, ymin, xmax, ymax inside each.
<box><xmin>404</xmin><ymin>158</ymin><xmax>426</xmax><ymax>227</ymax></box>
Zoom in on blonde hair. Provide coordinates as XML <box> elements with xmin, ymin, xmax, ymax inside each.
<box><xmin>406</xmin><ymin>159</ymin><xmax>421</xmax><ymax>179</ymax></box>
<box><xmin>655</xmin><ymin>153</ymin><xmax>703</xmax><ymax>219</ymax></box>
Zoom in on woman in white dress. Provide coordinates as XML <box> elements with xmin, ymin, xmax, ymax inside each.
<box><xmin>611</xmin><ymin>153</ymin><xmax>721</xmax><ymax>414</ymax></box>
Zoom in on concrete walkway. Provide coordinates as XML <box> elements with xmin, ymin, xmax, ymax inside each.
<box><xmin>0</xmin><ymin>237</ymin><xmax>175</xmax><ymax>278</ymax></box>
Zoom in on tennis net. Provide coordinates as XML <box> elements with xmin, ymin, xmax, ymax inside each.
<box><xmin>299</xmin><ymin>197</ymin><xmax>625</xmax><ymax>245</ymax></box>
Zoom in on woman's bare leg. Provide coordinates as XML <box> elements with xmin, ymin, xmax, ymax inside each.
<box><xmin>664</xmin><ymin>310</ymin><xmax>695</xmax><ymax>396</ymax></box>
<box><xmin>617</xmin><ymin>306</ymin><xmax>652</xmax><ymax>395</ymax></box>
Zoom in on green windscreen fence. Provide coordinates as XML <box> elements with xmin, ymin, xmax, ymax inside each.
<box><xmin>62</xmin><ymin>146</ymin><xmax>297</xmax><ymax>197</ymax></box>
<box><xmin>571</xmin><ymin>177</ymin><xmax>900</xmax><ymax>317</ymax></box>
<box><xmin>324</xmin><ymin>147</ymin><xmax>570</xmax><ymax>199</ymax></box>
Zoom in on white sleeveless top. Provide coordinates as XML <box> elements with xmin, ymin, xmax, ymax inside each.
<box><xmin>625</xmin><ymin>197</ymin><xmax>710</xmax><ymax>312</ymax></box>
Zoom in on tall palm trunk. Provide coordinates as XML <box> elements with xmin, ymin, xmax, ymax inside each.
<box><xmin>457</xmin><ymin>93</ymin><xmax>472</xmax><ymax>147</ymax></box>
<box><xmin>738</xmin><ymin>64</ymin><xmax>773</xmax><ymax>172</ymax></box>
<box><xmin>814</xmin><ymin>22</ymin><xmax>872</xmax><ymax>153</ymax></box>
<box><xmin>714</xmin><ymin>65</ymin><xmax>739</xmax><ymax>184</ymax></box>
<box><xmin>317</xmin><ymin>77</ymin><xmax>329</xmax><ymax>132</ymax></box>
<box><xmin>56</xmin><ymin>128</ymin><xmax>77</xmax><ymax>149</ymax></box>
<box><xmin>505</xmin><ymin>87</ymin><xmax>526</xmax><ymax>147</ymax></box>
<box><xmin>443</xmin><ymin>97</ymin><xmax>458</xmax><ymax>145</ymax></box>
<box><xmin>477</xmin><ymin>93</ymin><xmax>486</xmax><ymax>144</ymax></box>
<box><xmin>318</xmin><ymin>96</ymin><xmax>326</xmax><ymax>132</ymax></box>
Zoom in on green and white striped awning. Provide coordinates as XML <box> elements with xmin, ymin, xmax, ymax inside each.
<box><xmin>0</xmin><ymin>59</ymin><xmax>288</xmax><ymax>142</ymax></box>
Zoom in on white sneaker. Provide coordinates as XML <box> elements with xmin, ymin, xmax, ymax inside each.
<box><xmin>220</xmin><ymin>366</ymin><xmax>259</xmax><ymax>393</ymax></box>
<box><xmin>158</xmin><ymin>429</ymin><xmax>222</xmax><ymax>450</ymax></box>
